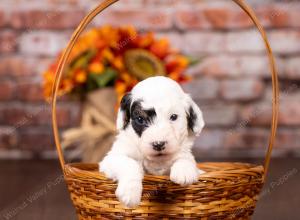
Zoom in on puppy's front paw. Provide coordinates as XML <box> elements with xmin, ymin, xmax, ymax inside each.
<box><xmin>116</xmin><ymin>180</ymin><xmax>142</xmax><ymax>208</ymax></box>
<box><xmin>170</xmin><ymin>161</ymin><xmax>200</xmax><ymax>186</ymax></box>
<box><xmin>99</xmin><ymin>160</ymin><xmax>116</xmax><ymax>181</ymax></box>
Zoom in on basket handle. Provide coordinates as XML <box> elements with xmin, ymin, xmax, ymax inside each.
<box><xmin>51</xmin><ymin>0</ymin><xmax>279</xmax><ymax>178</ymax></box>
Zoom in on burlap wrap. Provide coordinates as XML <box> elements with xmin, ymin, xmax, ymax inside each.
<box><xmin>62</xmin><ymin>88</ymin><xmax>117</xmax><ymax>162</ymax></box>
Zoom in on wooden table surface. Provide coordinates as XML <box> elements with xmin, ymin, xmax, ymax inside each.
<box><xmin>0</xmin><ymin>158</ymin><xmax>299</xmax><ymax>220</ymax></box>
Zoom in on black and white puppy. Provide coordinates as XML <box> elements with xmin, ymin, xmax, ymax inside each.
<box><xmin>100</xmin><ymin>76</ymin><xmax>205</xmax><ymax>207</ymax></box>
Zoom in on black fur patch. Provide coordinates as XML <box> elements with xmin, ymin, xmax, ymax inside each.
<box><xmin>187</xmin><ymin>106</ymin><xmax>197</xmax><ymax>133</ymax></box>
<box><xmin>120</xmin><ymin>93</ymin><xmax>132</xmax><ymax>129</ymax></box>
<box><xmin>131</xmin><ymin>100</ymin><xmax>156</xmax><ymax>137</ymax></box>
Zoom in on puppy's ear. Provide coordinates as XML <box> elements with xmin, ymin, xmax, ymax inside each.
<box><xmin>185</xmin><ymin>95</ymin><xmax>205</xmax><ymax>136</ymax></box>
<box><xmin>116</xmin><ymin>93</ymin><xmax>132</xmax><ymax>131</ymax></box>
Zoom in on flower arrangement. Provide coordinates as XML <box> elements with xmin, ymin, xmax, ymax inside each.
<box><xmin>43</xmin><ymin>25</ymin><xmax>194</xmax><ymax>103</ymax></box>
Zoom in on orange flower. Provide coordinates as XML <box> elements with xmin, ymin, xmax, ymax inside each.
<box><xmin>175</xmin><ymin>55</ymin><xmax>189</xmax><ymax>68</ymax></box>
<box><xmin>43</xmin><ymin>70</ymin><xmax>55</xmax><ymax>98</ymax></box>
<box><xmin>168</xmin><ymin>72</ymin><xmax>180</xmax><ymax>81</ymax></box>
<box><xmin>115</xmin><ymin>80</ymin><xmax>127</xmax><ymax>95</ymax></box>
<box><xmin>69</xmin><ymin>29</ymin><xmax>99</xmax><ymax>62</ymax></box>
<box><xmin>43</xmin><ymin>84</ymin><xmax>52</xmax><ymax>99</ymax></box>
<box><xmin>99</xmin><ymin>25</ymin><xmax>120</xmax><ymax>48</ymax></box>
<box><xmin>60</xmin><ymin>79</ymin><xmax>73</xmax><ymax>94</ymax></box>
<box><xmin>134</xmin><ymin>32</ymin><xmax>154</xmax><ymax>48</ymax></box>
<box><xmin>150</xmin><ymin>38</ymin><xmax>170</xmax><ymax>59</ymax></box>
<box><xmin>89</xmin><ymin>62</ymin><xmax>104</xmax><ymax>74</ymax></box>
<box><xmin>43</xmin><ymin>70</ymin><xmax>54</xmax><ymax>82</ymax></box>
<box><xmin>74</xmin><ymin>69</ymin><xmax>87</xmax><ymax>84</ymax></box>
<box><xmin>120</xmin><ymin>72</ymin><xmax>131</xmax><ymax>83</ymax></box>
<box><xmin>102</xmin><ymin>49</ymin><xmax>114</xmax><ymax>62</ymax></box>
<box><xmin>42</xmin><ymin>25</ymin><xmax>193</xmax><ymax>101</ymax></box>
<box><xmin>112</xmin><ymin>56</ymin><xmax>124</xmax><ymax>71</ymax></box>
<box><xmin>166</xmin><ymin>55</ymin><xmax>189</xmax><ymax>74</ymax></box>
<box><xmin>120</xmin><ymin>26</ymin><xmax>137</xmax><ymax>38</ymax></box>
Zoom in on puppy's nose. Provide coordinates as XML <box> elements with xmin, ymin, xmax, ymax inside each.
<box><xmin>152</xmin><ymin>141</ymin><xmax>166</xmax><ymax>151</ymax></box>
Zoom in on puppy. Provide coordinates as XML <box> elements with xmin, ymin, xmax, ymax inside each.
<box><xmin>99</xmin><ymin>76</ymin><xmax>205</xmax><ymax>207</ymax></box>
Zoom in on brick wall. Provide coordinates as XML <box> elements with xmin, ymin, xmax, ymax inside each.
<box><xmin>0</xmin><ymin>0</ymin><xmax>299</xmax><ymax>159</ymax></box>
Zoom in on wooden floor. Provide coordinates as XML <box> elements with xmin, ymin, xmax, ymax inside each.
<box><xmin>0</xmin><ymin>158</ymin><xmax>299</xmax><ymax>220</ymax></box>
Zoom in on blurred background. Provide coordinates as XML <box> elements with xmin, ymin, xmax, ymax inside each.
<box><xmin>1</xmin><ymin>0</ymin><xmax>300</xmax><ymax>160</ymax></box>
<box><xmin>0</xmin><ymin>0</ymin><xmax>299</xmax><ymax>219</ymax></box>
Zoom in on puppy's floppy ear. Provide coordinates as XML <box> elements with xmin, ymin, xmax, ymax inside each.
<box><xmin>116</xmin><ymin>93</ymin><xmax>132</xmax><ymax>131</ymax></box>
<box><xmin>185</xmin><ymin>94</ymin><xmax>205</xmax><ymax>136</ymax></box>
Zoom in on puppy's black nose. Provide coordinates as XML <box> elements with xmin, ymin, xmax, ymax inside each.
<box><xmin>152</xmin><ymin>141</ymin><xmax>166</xmax><ymax>151</ymax></box>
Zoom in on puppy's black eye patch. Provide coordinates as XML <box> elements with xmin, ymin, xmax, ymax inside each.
<box><xmin>131</xmin><ymin>100</ymin><xmax>156</xmax><ymax>137</ymax></box>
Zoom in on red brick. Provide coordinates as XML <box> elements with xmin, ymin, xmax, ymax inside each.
<box><xmin>257</xmin><ymin>5</ymin><xmax>290</xmax><ymax>28</ymax></box>
<box><xmin>278</xmin><ymin>100</ymin><xmax>300</xmax><ymax>126</ymax></box>
<box><xmin>285</xmin><ymin>57</ymin><xmax>300</xmax><ymax>79</ymax></box>
<box><xmin>0</xmin><ymin>10</ymin><xmax>5</xmax><ymax>27</ymax></box>
<box><xmin>143</xmin><ymin>0</ymin><xmax>181</xmax><ymax>6</ymax></box>
<box><xmin>202</xmin><ymin>105</ymin><xmax>238</xmax><ymax>127</ymax></box>
<box><xmin>176</xmin><ymin>3</ymin><xmax>300</xmax><ymax>30</ymax></box>
<box><xmin>185</xmin><ymin>30</ymin><xmax>300</xmax><ymax>55</ymax></box>
<box><xmin>220</xmin><ymin>79</ymin><xmax>264</xmax><ymax>101</ymax></box>
<box><xmin>20</xmin><ymin>31</ymin><xmax>70</xmax><ymax>56</ymax></box>
<box><xmin>226</xmin><ymin>30</ymin><xmax>265</xmax><ymax>53</ymax></box>
<box><xmin>0</xmin><ymin>127</ymin><xmax>18</xmax><ymax>149</ymax></box>
<box><xmin>275</xmin><ymin>129</ymin><xmax>300</xmax><ymax>149</ymax></box>
<box><xmin>48</xmin><ymin>0</ymin><xmax>82</xmax><ymax>6</ymax></box>
<box><xmin>0</xmin><ymin>31</ymin><xmax>17</xmax><ymax>53</ymax></box>
<box><xmin>257</xmin><ymin>3</ymin><xmax>300</xmax><ymax>28</ymax></box>
<box><xmin>183</xmin><ymin>32</ymin><xmax>225</xmax><ymax>54</ymax></box>
<box><xmin>239</xmin><ymin>103</ymin><xmax>271</xmax><ymax>127</ymax></box>
<box><xmin>93</xmin><ymin>8</ymin><xmax>173</xmax><ymax>30</ymax></box>
<box><xmin>10</xmin><ymin>9</ymin><xmax>85</xmax><ymax>29</ymax></box>
<box><xmin>17</xmin><ymin>81</ymin><xmax>45</xmax><ymax>102</ymax></box>
<box><xmin>0</xmin><ymin>56</ymin><xmax>52</xmax><ymax>77</ymax></box>
<box><xmin>204</xmin><ymin>7</ymin><xmax>252</xmax><ymax>29</ymax></box>
<box><xmin>175</xmin><ymin>9</ymin><xmax>209</xmax><ymax>30</ymax></box>
<box><xmin>286</xmin><ymin>4</ymin><xmax>300</xmax><ymax>28</ymax></box>
<box><xmin>188</xmin><ymin>55</ymin><xmax>285</xmax><ymax>78</ymax></box>
<box><xmin>182</xmin><ymin>78</ymin><xmax>219</xmax><ymax>100</ymax></box>
<box><xmin>0</xmin><ymin>105</ymin><xmax>40</xmax><ymax>127</ymax></box>
<box><xmin>175</xmin><ymin>5</ymin><xmax>252</xmax><ymax>30</ymax></box>
<box><xmin>269</xmin><ymin>30</ymin><xmax>300</xmax><ymax>55</ymax></box>
<box><xmin>194</xmin><ymin>129</ymin><xmax>226</xmax><ymax>150</ymax></box>
<box><xmin>0</xmin><ymin>104</ymin><xmax>72</xmax><ymax>127</ymax></box>
<box><xmin>224</xmin><ymin>128</ymin><xmax>269</xmax><ymax>149</ymax></box>
<box><xmin>35</xmin><ymin>104</ymin><xmax>72</xmax><ymax>127</ymax></box>
<box><xmin>0</xmin><ymin>80</ymin><xmax>16</xmax><ymax>101</ymax></box>
<box><xmin>241</xmin><ymin>99</ymin><xmax>300</xmax><ymax>126</ymax></box>
<box><xmin>118</xmin><ymin>0</ymin><xmax>144</xmax><ymax>5</ymax></box>
<box><xmin>226</xmin><ymin>128</ymin><xmax>300</xmax><ymax>150</ymax></box>
<box><xmin>19</xmin><ymin>128</ymin><xmax>54</xmax><ymax>151</ymax></box>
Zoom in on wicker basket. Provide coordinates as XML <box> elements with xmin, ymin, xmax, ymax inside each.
<box><xmin>51</xmin><ymin>0</ymin><xmax>279</xmax><ymax>219</ymax></box>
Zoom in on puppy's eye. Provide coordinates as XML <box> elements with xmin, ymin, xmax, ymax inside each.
<box><xmin>170</xmin><ymin>114</ymin><xmax>178</xmax><ymax>121</ymax></box>
<box><xmin>135</xmin><ymin>116</ymin><xmax>146</xmax><ymax>125</ymax></box>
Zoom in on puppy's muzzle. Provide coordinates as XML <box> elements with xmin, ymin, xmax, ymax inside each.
<box><xmin>152</xmin><ymin>141</ymin><xmax>167</xmax><ymax>152</ymax></box>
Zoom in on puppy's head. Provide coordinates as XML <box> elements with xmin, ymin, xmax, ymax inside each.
<box><xmin>116</xmin><ymin>76</ymin><xmax>204</xmax><ymax>160</ymax></box>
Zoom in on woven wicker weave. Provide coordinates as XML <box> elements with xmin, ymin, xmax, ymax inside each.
<box><xmin>51</xmin><ymin>0</ymin><xmax>279</xmax><ymax>219</ymax></box>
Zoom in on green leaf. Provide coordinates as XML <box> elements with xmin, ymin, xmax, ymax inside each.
<box><xmin>89</xmin><ymin>68</ymin><xmax>118</xmax><ymax>89</ymax></box>
<box><xmin>70</xmin><ymin>49</ymin><xmax>96</xmax><ymax>70</ymax></box>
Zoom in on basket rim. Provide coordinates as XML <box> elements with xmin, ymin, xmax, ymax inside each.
<box><xmin>64</xmin><ymin>162</ymin><xmax>264</xmax><ymax>183</ymax></box>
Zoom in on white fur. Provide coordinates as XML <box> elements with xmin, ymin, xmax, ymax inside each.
<box><xmin>99</xmin><ymin>76</ymin><xmax>205</xmax><ymax>207</ymax></box>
